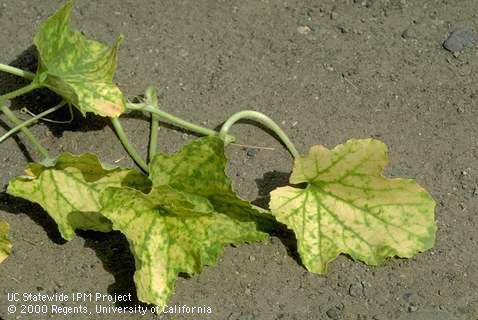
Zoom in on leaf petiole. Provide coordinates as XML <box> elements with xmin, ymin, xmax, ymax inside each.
<box><xmin>0</xmin><ymin>63</ymin><xmax>35</xmax><ymax>81</ymax></box>
<box><xmin>145</xmin><ymin>86</ymin><xmax>159</xmax><ymax>161</ymax></box>
<box><xmin>0</xmin><ymin>100</ymin><xmax>67</xmax><ymax>143</ymax></box>
<box><xmin>219</xmin><ymin>110</ymin><xmax>299</xmax><ymax>158</ymax></box>
<box><xmin>0</xmin><ymin>100</ymin><xmax>50</xmax><ymax>159</ymax></box>
<box><xmin>110</xmin><ymin>117</ymin><xmax>149</xmax><ymax>172</ymax></box>
<box><xmin>126</xmin><ymin>102</ymin><xmax>235</xmax><ymax>144</ymax></box>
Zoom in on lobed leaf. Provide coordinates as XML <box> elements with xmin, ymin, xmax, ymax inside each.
<box><xmin>7</xmin><ymin>153</ymin><xmax>150</xmax><ymax>240</ymax></box>
<box><xmin>270</xmin><ymin>139</ymin><xmax>437</xmax><ymax>274</ymax></box>
<box><xmin>0</xmin><ymin>220</ymin><xmax>11</xmax><ymax>264</ymax></box>
<box><xmin>149</xmin><ymin>136</ymin><xmax>275</xmax><ymax>228</ymax></box>
<box><xmin>33</xmin><ymin>0</ymin><xmax>125</xmax><ymax>117</ymax></box>
<box><xmin>100</xmin><ymin>136</ymin><xmax>270</xmax><ymax>307</ymax></box>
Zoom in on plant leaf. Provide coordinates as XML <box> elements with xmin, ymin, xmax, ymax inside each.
<box><xmin>270</xmin><ymin>138</ymin><xmax>436</xmax><ymax>274</ymax></box>
<box><xmin>100</xmin><ymin>137</ymin><xmax>270</xmax><ymax>307</ymax></box>
<box><xmin>7</xmin><ymin>153</ymin><xmax>150</xmax><ymax>240</ymax></box>
<box><xmin>149</xmin><ymin>136</ymin><xmax>275</xmax><ymax>228</ymax></box>
<box><xmin>0</xmin><ymin>220</ymin><xmax>12</xmax><ymax>264</ymax></box>
<box><xmin>33</xmin><ymin>0</ymin><xmax>125</xmax><ymax>117</ymax></box>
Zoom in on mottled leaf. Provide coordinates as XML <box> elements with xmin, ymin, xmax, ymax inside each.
<box><xmin>33</xmin><ymin>0</ymin><xmax>125</xmax><ymax>117</ymax></box>
<box><xmin>0</xmin><ymin>220</ymin><xmax>11</xmax><ymax>264</ymax></box>
<box><xmin>149</xmin><ymin>136</ymin><xmax>275</xmax><ymax>228</ymax></box>
<box><xmin>270</xmin><ymin>139</ymin><xmax>436</xmax><ymax>274</ymax></box>
<box><xmin>7</xmin><ymin>153</ymin><xmax>150</xmax><ymax>240</ymax></box>
<box><xmin>100</xmin><ymin>137</ymin><xmax>270</xmax><ymax>307</ymax></box>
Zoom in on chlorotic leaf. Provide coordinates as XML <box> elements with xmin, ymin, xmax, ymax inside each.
<box><xmin>149</xmin><ymin>136</ymin><xmax>275</xmax><ymax>228</ymax></box>
<box><xmin>33</xmin><ymin>0</ymin><xmax>125</xmax><ymax>117</ymax></box>
<box><xmin>0</xmin><ymin>220</ymin><xmax>12</xmax><ymax>264</ymax></box>
<box><xmin>270</xmin><ymin>139</ymin><xmax>436</xmax><ymax>274</ymax></box>
<box><xmin>100</xmin><ymin>137</ymin><xmax>270</xmax><ymax>307</ymax></box>
<box><xmin>7</xmin><ymin>153</ymin><xmax>150</xmax><ymax>240</ymax></box>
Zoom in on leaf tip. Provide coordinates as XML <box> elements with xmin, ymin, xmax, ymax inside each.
<box><xmin>115</xmin><ymin>34</ymin><xmax>125</xmax><ymax>47</ymax></box>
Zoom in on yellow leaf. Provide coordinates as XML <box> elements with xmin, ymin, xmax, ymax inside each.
<box><xmin>0</xmin><ymin>220</ymin><xmax>12</xmax><ymax>264</ymax></box>
<box><xmin>270</xmin><ymin>139</ymin><xmax>436</xmax><ymax>273</ymax></box>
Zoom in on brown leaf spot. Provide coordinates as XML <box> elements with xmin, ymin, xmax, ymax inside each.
<box><xmin>95</xmin><ymin>100</ymin><xmax>124</xmax><ymax>117</ymax></box>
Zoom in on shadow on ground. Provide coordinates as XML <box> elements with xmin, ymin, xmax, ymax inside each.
<box><xmin>0</xmin><ymin>192</ymin><xmax>65</xmax><ymax>244</ymax></box>
<box><xmin>0</xmin><ymin>118</ymin><xmax>33</xmax><ymax>162</ymax></box>
<box><xmin>79</xmin><ymin>230</ymin><xmax>144</xmax><ymax>307</ymax></box>
<box><xmin>253</xmin><ymin>170</ymin><xmax>304</xmax><ymax>268</ymax></box>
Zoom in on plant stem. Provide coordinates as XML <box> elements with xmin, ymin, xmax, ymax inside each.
<box><xmin>145</xmin><ymin>86</ymin><xmax>159</xmax><ymax>161</ymax></box>
<box><xmin>0</xmin><ymin>63</ymin><xmax>35</xmax><ymax>80</ymax></box>
<box><xmin>126</xmin><ymin>103</ymin><xmax>235</xmax><ymax>144</ymax></box>
<box><xmin>110</xmin><ymin>117</ymin><xmax>148</xmax><ymax>172</ymax></box>
<box><xmin>0</xmin><ymin>64</ymin><xmax>236</xmax><ymax>142</ymax></box>
<box><xmin>219</xmin><ymin>110</ymin><xmax>299</xmax><ymax>158</ymax></box>
<box><xmin>0</xmin><ymin>101</ymin><xmax>67</xmax><ymax>143</ymax></box>
<box><xmin>0</xmin><ymin>101</ymin><xmax>50</xmax><ymax>159</ymax></box>
<box><xmin>0</xmin><ymin>82</ymin><xmax>40</xmax><ymax>102</ymax></box>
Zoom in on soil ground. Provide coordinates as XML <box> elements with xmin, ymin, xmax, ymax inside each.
<box><xmin>0</xmin><ymin>0</ymin><xmax>477</xmax><ymax>319</ymax></box>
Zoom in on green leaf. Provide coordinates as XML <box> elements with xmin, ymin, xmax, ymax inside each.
<box><xmin>33</xmin><ymin>0</ymin><xmax>125</xmax><ymax>117</ymax></box>
<box><xmin>0</xmin><ymin>220</ymin><xmax>12</xmax><ymax>264</ymax></box>
<box><xmin>100</xmin><ymin>137</ymin><xmax>270</xmax><ymax>307</ymax></box>
<box><xmin>7</xmin><ymin>153</ymin><xmax>150</xmax><ymax>240</ymax></box>
<box><xmin>270</xmin><ymin>139</ymin><xmax>436</xmax><ymax>274</ymax></box>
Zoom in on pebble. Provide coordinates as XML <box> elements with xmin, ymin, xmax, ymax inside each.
<box><xmin>354</xmin><ymin>0</ymin><xmax>367</xmax><ymax>6</ymax></box>
<box><xmin>337</xmin><ymin>25</ymin><xmax>350</xmax><ymax>34</ymax></box>
<box><xmin>349</xmin><ymin>282</ymin><xmax>364</xmax><ymax>297</ymax></box>
<box><xmin>408</xmin><ymin>304</ymin><xmax>418</xmax><ymax>312</ymax></box>
<box><xmin>401</xmin><ymin>28</ymin><xmax>418</xmax><ymax>39</ymax></box>
<box><xmin>443</xmin><ymin>30</ymin><xmax>478</xmax><ymax>52</ymax></box>
<box><xmin>178</xmin><ymin>48</ymin><xmax>189</xmax><ymax>57</ymax></box>
<box><xmin>246</xmin><ymin>148</ymin><xmax>257</xmax><ymax>158</ymax></box>
<box><xmin>326</xmin><ymin>306</ymin><xmax>343</xmax><ymax>319</ymax></box>
<box><xmin>297</xmin><ymin>26</ymin><xmax>311</xmax><ymax>35</ymax></box>
<box><xmin>228</xmin><ymin>312</ymin><xmax>256</xmax><ymax>320</ymax></box>
<box><xmin>337</xmin><ymin>275</ymin><xmax>347</xmax><ymax>288</ymax></box>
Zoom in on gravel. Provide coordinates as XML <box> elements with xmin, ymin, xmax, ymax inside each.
<box><xmin>443</xmin><ymin>30</ymin><xmax>478</xmax><ymax>52</ymax></box>
<box><xmin>349</xmin><ymin>282</ymin><xmax>364</xmax><ymax>297</ymax></box>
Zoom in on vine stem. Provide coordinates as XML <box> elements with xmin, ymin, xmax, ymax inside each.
<box><xmin>219</xmin><ymin>110</ymin><xmax>299</xmax><ymax>158</ymax></box>
<box><xmin>110</xmin><ymin>117</ymin><xmax>148</xmax><ymax>172</ymax></box>
<box><xmin>126</xmin><ymin>103</ymin><xmax>235</xmax><ymax>144</ymax></box>
<box><xmin>0</xmin><ymin>101</ymin><xmax>50</xmax><ymax>159</ymax></box>
<box><xmin>0</xmin><ymin>63</ymin><xmax>35</xmax><ymax>80</ymax></box>
<box><xmin>145</xmin><ymin>86</ymin><xmax>159</xmax><ymax>161</ymax></box>
<box><xmin>0</xmin><ymin>101</ymin><xmax>67</xmax><ymax>143</ymax></box>
<box><xmin>1</xmin><ymin>64</ymin><xmax>236</xmax><ymax>144</ymax></box>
